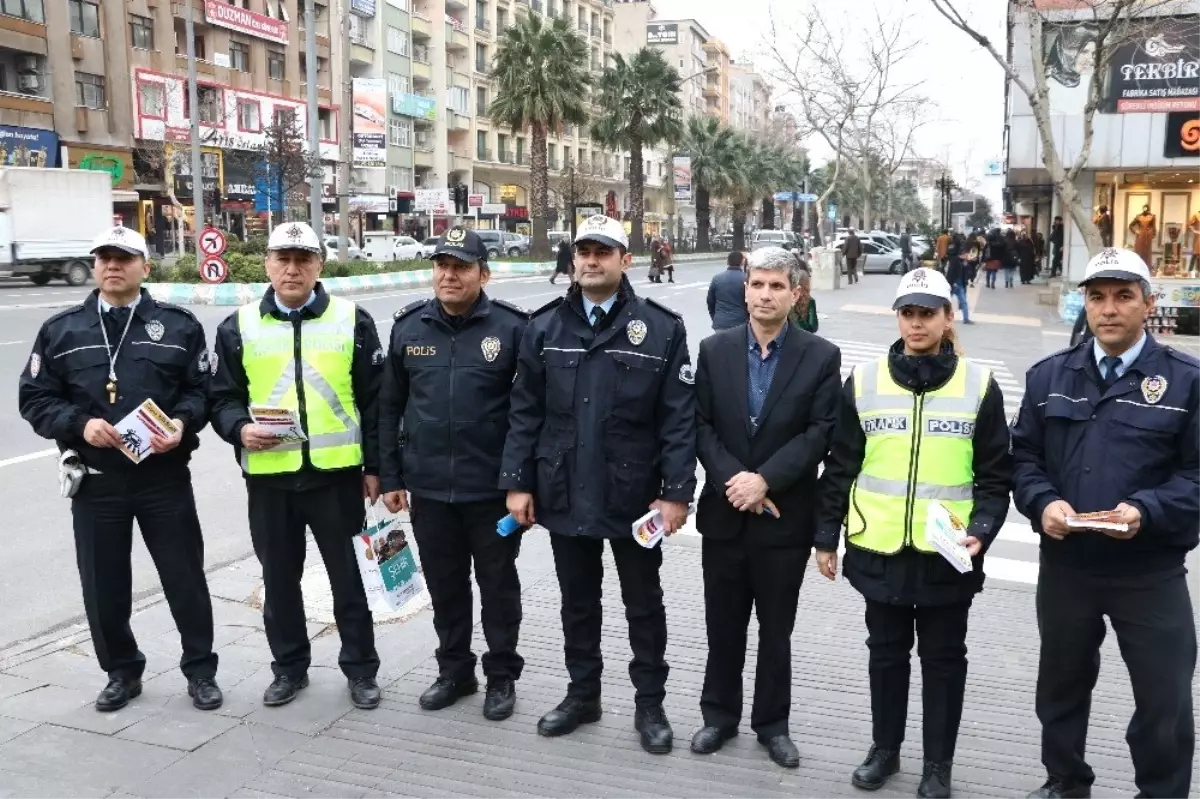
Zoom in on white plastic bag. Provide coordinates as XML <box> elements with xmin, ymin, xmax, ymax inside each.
<box><xmin>354</xmin><ymin>508</ymin><xmax>425</xmax><ymax>612</ymax></box>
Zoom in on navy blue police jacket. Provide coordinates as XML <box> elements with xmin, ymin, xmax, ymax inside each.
<box><xmin>379</xmin><ymin>292</ymin><xmax>528</xmax><ymax>502</ymax></box>
<box><xmin>499</xmin><ymin>276</ymin><xmax>697</xmax><ymax>538</ymax></box>
<box><xmin>18</xmin><ymin>288</ymin><xmax>211</xmax><ymax>473</ymax></box>
<box><xmin>1011</xmin><ymin>335</ymin><xmax>1199</xmax><ymax>575</ymax></box>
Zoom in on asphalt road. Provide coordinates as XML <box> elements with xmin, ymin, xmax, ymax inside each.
<box><xmin>0</xmin><ymin>259</ymin><xmax>1064</xmax><ymax>653</ymax></box>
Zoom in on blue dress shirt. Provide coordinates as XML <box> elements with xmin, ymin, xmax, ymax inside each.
<box><xmin>747</xmin><ymin>323</ymin><xmax>789</xmax><ymax>431</ymax></box>
<box><xmin>1093</xmin><ymin>332</ymin><xmax>1146</xmax><ymax>380</ymax></box>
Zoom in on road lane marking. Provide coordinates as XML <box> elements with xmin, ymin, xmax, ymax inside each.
<box><xmin>0</xmin><ymin>340</ymin><xmax>25</xmax><ymax>346</ymax></box>
<box><xmin>0</xmin><ymin>448</ymin><xmax>57</xmax><ymax>469</ymax></box>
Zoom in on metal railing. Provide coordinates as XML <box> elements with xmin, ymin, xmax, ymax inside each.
<box><xmin>498</xmin><ymin>149</ymin><xmax>514</xmax><ymax>163</ymax></box>
<box><xmin>516</xmin><ymin>152</ymin><xmax>528</xmax><ymax>165</ymax></box>
<box><xmin>475</xmin><ymin>18</ymin><xmax>491</xmax><ymax>33</ymax></box>
<box><xmin>477</xmin><ymin>148</ymin><xmax>492</xmax><ymax>161</ymax></box>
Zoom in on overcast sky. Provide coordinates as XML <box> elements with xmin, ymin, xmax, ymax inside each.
<box><xmin>647</xmin><ymin>0</ymin><xmax>1007</xmax><ymax>191</ymax></box>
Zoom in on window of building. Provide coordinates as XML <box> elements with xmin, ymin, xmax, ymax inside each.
<box><xmin>229</xmin><ymin>41</ymin><xmax>250</xmax><ymax>72</ymax></box>
<box><xmin>389</xmin><ymin>166</ymin><xmax>412</xmax><ymax>191</ymax></box>
<box><xmin>129</xmin><ymin>15</ymin><xmax>154</xmax><ymax>49</ymax></box>
<box><xmin>447</xmin><ymin>86</ymin><xmax>467</xmax><ymax>114</ymax></box>
<box><xmin>548</xmin><ymin>143</ymin><xmax>556</xmax><ymax>166</ymax></box>
<box><xmin>475</xmin><ymin>43</ymin><xmax>487</xmax><ymax>73</ymax></box>
<box><xmin>267</xmin><ymin>49</ymin><xmax>285</xmax><ymax>80</ymax></box>
<box><xmin>475</xmin><ymin>86</ymin><xmax>487</xmax><ymax>116</ymax></box>
<box><xmin>237</xmin><ymin>99</ymin><xmax>260</xmax><ymax>131</ymax></box>
<box><xmin>495</xmin><ymin>8</ymin><xmax>506</xmax><ymax>31</ymax></box>
<box><xmin>386</xmin><ymin>26</ymin><xmax>408</xmax><ymax>56</ymax></box>
<box><xmin>516</xmin><ymin>137</ymin><xmax>524</xmax><ymax>163</ymax></box>
<box><xmin>389</xmin><ymin>118</ymin><xmax>410</xmax><ymax>147</ymax></box>
<box><xmin>274</xmin><ymin>107</ymin><xmax>297</xmax><ymax>128</ymax></box>
<box><xmin>173</xmin><ymin>21</ymin><xmax>207</xmax><ymax>59</ymax></box>
<box><xmin>476</xmin><ymin>130</ymin><xmax>487</xmax><ymax>159</ymax></box>
<box><xmin>74</xmin><ymin>71</ymin><xmax>105</xmax><ymax>109</ymax></box>
<box><xmin>1</xmin><ymin>0</ymin><xmax>43</xmax><ymax>23</ymax></box>
<box><xmin>475</xmin><ymin>0</ymin><xmax>487</xmax><ymax>30</ymax></box>
<box><xmin>69</xmin><ymin>0</ymin><xmax>99</xmax><ymax>36</ymax></box>
<box><xmin>195</xmin><ymin>85</ymin><xmax>222</xmax><ymax>123</ymax></box>
<box><xmin>318</xmin><ymin>107</ymin><xmax>333</xmax><ymax>139</ymax></box>
<box><xmin>388</xmin><ymin>72</ymin><xmax>409</xmax><ymax>97</ymax></box>
<box><xmin>497</xmin><ymin>133</ymin><xmax>508</xmax><ymax>161</ymax></box>
<box><xmin>139</xmin><ymin>81</ymin><xmax>164</xmax><ymax>118</ymax></box>
<box><xmin>384</xmin><ymin>0</ymin><xmax>407</xmax><ymax>8</ymax></box>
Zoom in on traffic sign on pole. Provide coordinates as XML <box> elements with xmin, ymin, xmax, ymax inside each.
<box><xmin>199</xmin><ymin>256</ymin><xmax>228</xmax><ymax>284</ymax></box>
<box><xmin>198</xmin><ymin>226</ymin><xmax>227</xmax><ymax>257</ymax></box>
<box><xmin>797</xmin><ymin>193</ymin><xmax>818</xmax><ymax>203</ymax></box>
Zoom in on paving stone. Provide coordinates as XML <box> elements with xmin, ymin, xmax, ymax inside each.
<box><xmin>6</xmin><ymin>648</ymin><xmax>102</xmax><ymax>691</ymax></box>
<box><xmin>0</xmin><ymin>715</ymin><xmax>37</xmax><ymax>746</ymax></box>
<box><xmin>0</xmin><ymin>767</ymin><xmax>113</xmax><ymax>799</ymax></box>
<box><xmin>0</xmin><ymin>672</ymin><xmax>44</xmax><ymax>701</ymax></box>
<box><xmin>45</xmin><ymin>687</ymin><xmax>171</xmax><ymax>736</ymax></box>
<box><xmin>241</xmin><ymin>667</ymin><xmax>359</xmax><ymax>736</ymax></box>
<box><xmin>0</xmin><ymin>723</ymin><xmax>182</xmax><ymax>793</ymax></box>
<box><xmin>0</xmin><ymin>684</ymin><xmax>95</xmax><ymax>724</ymax></box>
<box><xmin>116</xmin><ymin>704</ymin><xmax>241</xmax><ymax>750</ymax></box>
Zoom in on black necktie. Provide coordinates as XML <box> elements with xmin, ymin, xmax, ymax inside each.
<box><xmin>105</xmin><ymin>307</ymin><xmax>131</xmax><ymax>338</ymax></box>
<box><xmin>590</xmin><ymin>305</ymin><xmax>606</xmax><ymax>329</ymax></box>
<box><xmin>1100</xmin><ymin>355</ymin><xmax>1122</xmax><ymax>391</ymax></box>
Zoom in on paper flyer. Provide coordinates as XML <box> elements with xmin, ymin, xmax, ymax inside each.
<box><xmin>925</xmin><ymin>501</ymin><xmax>974</xmax><ymax>574</ymax></box>
<box><xmin>633</xmin><ymin>509</ymin><xmax>666</xmax><ymax>549</ymax></box>
<box><xmin>1066</xmin><ymin>511</ymin><xmax>1129</xmax><ymax>533</ymax></box>
<box><xmin>113</xmin><ymin>399</ymin><xmax>180</xmax><ymax>464</ymax></box>
<box><xmin>250</xmin><ymin>405</ymin><xmax>308</xmax><ymax>444</ymax></box>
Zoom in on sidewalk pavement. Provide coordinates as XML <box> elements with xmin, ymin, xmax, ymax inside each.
<box><xmin>2</xmin><ymin>523</ymin><xmax>1189</xmax><ymax>799</ymax></box>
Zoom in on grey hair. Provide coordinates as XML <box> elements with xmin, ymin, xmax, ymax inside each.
<box><xmin>746</xmin><ymin>246</ymin><xmax>798</xmax><ymax>288</ymax></box>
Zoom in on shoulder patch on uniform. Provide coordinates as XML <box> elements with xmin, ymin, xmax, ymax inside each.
<box><xmin>643</xmin><ymin>296</ymin><xmax>682</xmax><ymax>319</ymax></box>
<box><xmin>490</xmin><ymin>298</ymin><xmax>530</xmax><ymax>318</ymax></box>
<box><xmin>531</xmin><ymin>296</ymin><xmax>565</xmax><ymax>317</ymax></box>
<box><xmin>1164</xmin><ymin>346</ymin><xmax>1200</xmax><ymax>368</ymax></box>
<box><xmin>392</xmin><ymin>299</ymin><xmax>427</xmax><ymax>323</ymax></box>
<box><xmin>156</xmin><ymin>300</ymin><xmax>200</xmax><ymax>323</ymax></box>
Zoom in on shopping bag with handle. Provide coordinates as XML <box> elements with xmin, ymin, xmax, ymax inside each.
<box><xmin>354</xmin><ymin>507</ymin><xmax>425</xmax><ymax>612</ymax></box>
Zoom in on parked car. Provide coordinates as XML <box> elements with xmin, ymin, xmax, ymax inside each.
<box><xmin>750</xmin><ymin>230</ymin><xmax>798</xmax><ymax>250</ymax></box>
<box><xmin>417</xmin><ymin>237</ymin><xmax>440</xmax><ymax>258</ymax></box>
<box><xmin>475</xmin><ymin>230</ymin><xmax>529</xmax><ymax>257</ymax></box>
<box><xmin>835</xmin><ymin>239</ymin><xmax>905</xmax><ymax>274</ymax></box>
<box><xmin>323</xmin><ymin>237</ymin><xmax>364</xmax><ymax>260</ymax></box>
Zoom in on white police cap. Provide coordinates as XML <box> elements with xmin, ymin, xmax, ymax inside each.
<box><xmin>267</xmin><ymin>221</ymin><xmax>323</xmax><ymax>254</ymax></box>
<box><xmin>1078</xmin><ymin>247</ymin><xmax>1151</xmax><ymax>287</ymax></box>
<box><xmin>892</xmin><ymin>267</ymin><xmax>953</xmax><ymax>310</ymax></box>
<box><xmin>574</xmin><ymin>214</ymin><xmax>629</xmax><ymax>250</ymax></box>
<box><xmin>90</xmin><ymin>226</ymin><xmax>148</xmax><ymax>258</ymax></box>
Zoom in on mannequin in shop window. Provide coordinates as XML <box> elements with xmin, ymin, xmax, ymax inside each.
<box><xmin>1129</xmin><ymin>204</ymin><xmax>1157</xmax><ymax>268</ymax></box>
<box><xmin>1093</xmin><ymin>205</ymin><xmax>1113</xmax><ymax>248</ymax></box>
<box><xmin>1188</xmin><ymin>211</ymin><xmax>1200</xmax><ymax>274</ymax></box>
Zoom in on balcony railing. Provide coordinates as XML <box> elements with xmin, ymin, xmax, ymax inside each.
<box><xmin>475</xmin><ymin>18</ymin><xmax>490</xmax><ymax>33</ymax></box>
<box><xmin>477</xmin><ymin>148</ymin><xmax>492</xmax><ymax>161</ymax></box>
<box><xmin>516</xmin><ymin>152</ymin><xmax>528</xmax><ymax>165</ymax></box>
<box><xmin>415</xmin><ymin>138</ymin><xmax>435</xmax><ymax>151</ymax></box>
<box><xmin>498</xmin><ymin>149</ymin><xmax>514</xmax><ymax>163</ymax></box>
<box><xmin>548</xmin><ymin>157</ymin><xmax>560</xmax><ymax>171</ymax></box>
<box><xmin>603</xmin><ymin>33</ymin><xmax>611</xmax><ymax>44</ymax></box>
<box><xmin>475</xmin><ymin>60</ymin><xmax>489</xmax><ymax>74</ymax></box>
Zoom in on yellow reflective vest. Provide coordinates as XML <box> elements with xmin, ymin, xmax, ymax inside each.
<box><xmin>846</xmin><ymin>355</ymin><xmax>990</xmax><ymax>554</ymax></box>
<box><xmin>237</xmin><ymin>295</ymin><xmax>362</xmax><ymax>475</ymax></box>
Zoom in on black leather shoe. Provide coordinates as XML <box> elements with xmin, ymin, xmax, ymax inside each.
<box><xmin>690</xmin><ymin>725</ymin><xmax>737</xmax><ymax>754</ymax></box>
<box><xmin>187</xmin><ymin>677</ymin><xmax>223</xmax><ymax>711</ymax></box>
<box><xmin>95</xmin><ymin>677</ymin><xmax>141</xmax><ymax>712</ymax></box>
<box><xmin>483</xmin><ymin>677</ymin><xmax>516</xmax><ymax>721</ymax></box>
<box><xmin>634</xmin><ymin>705</ymin><xmax>673</xmax><ymax>754</ymax></box>
<box><xmin>1027</xmin><ymin>778</ymin><xmax>1091</xmax><ymax>798</ymax></box>
<box><xmin>418</xmin><ymin>675</ymin><xmax>478</xmax><ymax>711</ymax></box>
<box><xmin>537</xmin><ymin>697</ymin><xmax>602</xmax><ymax>737</ymax></box>
<box><xmin>852</xmin><ymin>744</ymin><xmax>900</xmax><ymax>791</ymax></box>
<box><xmin>918</xmin><ymin>760</ymin><xmax>952</xmax><ymax>798</ymax></box>
<box><xmin>759</xmin><ymin>734</ymin><xmax>800</xmax><ymax>768</ymax></box>
<box><xmin>349</xmin><ymin>677</ymin><xmax>381</xmax><ymax>710</ymax></box>
<box><xmin>262</xmin><ymin>674</ymin><xmax>308</xmax><ymax>707</ymax></box>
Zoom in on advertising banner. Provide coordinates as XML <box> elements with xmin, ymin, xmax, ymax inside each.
<box><xmin>352</xmin><ymin>78</ymin><xmax>388</xmax><ymax>167</ymax></box>
<box><xmin>647</xmin><ymin>23</ymin><xmax>678</xmax><ymax>45</ymax></box>
<box><xmin>0</xmin><ymin>125</ymin><xmax>58</xmax><ymax>167</ymax></box>
<box><xmin>203</xmin><ymin>0</ymin><xmax>287</xmax><ymax>44</ymax></box>
<box><xmin>392</xmin><ymin>92</ymin><xmax>437</xmax><ymax>121</ymax></box>
<box><xmin>672</xmin><ymin>156</ymin><xmax>692</xmax><ymax>202</ymax></box>
<box><xmin>415</xmin><ymin>188</ymin><xmax>451</xmax><ymax>214</ymax></box>
<box><xmin>1104</xmin><ymin>18</ymin><xmax>1199</xmax><ymax>113</ymax></box>
<box><xmin>1164</xmin><ymin>111</ymin><xmax>1200</xmax><ymax>158</ymax></box>
<box><xmin>70</xmin><ymin>147</ymin><xmax>135</xmax><ymax>190</ymax></box>
<box><xmin>350</xmin><ymin>0</ymin><xmax>376</xmax><ymax>16</ymax></box>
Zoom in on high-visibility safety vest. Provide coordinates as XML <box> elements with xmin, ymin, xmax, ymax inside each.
<box><xmin>846</xmin><ymin>355</ymin><xmax>990</xmax><ymax>554</ymax></box>
<box><xmin>237</xmin><ymin>295</ymin><xmax>362</xmax><ymax>475</ymax></box>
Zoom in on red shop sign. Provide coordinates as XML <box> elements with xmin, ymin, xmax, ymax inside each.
<box><xmin>204</xmin><ymin>0</ymin><xmax>288</xmax><ymax>44</ymax></box>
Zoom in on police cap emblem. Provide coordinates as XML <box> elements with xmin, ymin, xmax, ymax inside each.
<box><xmin>481</xmin><ymin>335</ymin><xmax>501</xmax><ymax>362</ymax></box>
<box><xmin>287</xmin><ymin>223</ymin><xmax>303</xmax><ymax>241</ymax></box>
<box><xmin>626</xmin><ymin>319</ymin><xmax>647</xmax><ymax>346</ymax></box>
<box><xmin>1141</xmin><ymin>375</ymin><xmax>1167</xmax><ymax>404</ymax></box>
<box><xmin>446</xmin><ymin>226</ymin><xmax>466</xmax><ymax>243</ymax></box>
<box><xmin>146</xmin><ymin>320</ymin><xmax>165</xmax><ymax>341</ymax></box>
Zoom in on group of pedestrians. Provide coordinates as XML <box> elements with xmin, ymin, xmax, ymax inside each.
<box><xmin>16</xmin><ymin>223</ymin><xmax>1199</xmax><ymax>799</ymax></box>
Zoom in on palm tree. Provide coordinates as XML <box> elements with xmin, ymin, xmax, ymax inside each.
<box><xmin>727</xmin><ymin>134</ymin><xmax>774</xmax><ymax>252</ymax></box>
<box><xmin>590</xmin><ymin>48</ymin><xmax>682</xmax><ymax>255</ymax></box>
<box><xmin>490</xmin><ymin>13</ymin><xmax>590</xmax><ymax>260</ymax></box>
<box><xmin>679</xmin><ymin>116</ymin><xmax>737</xmax><ymax>252</ymax></box>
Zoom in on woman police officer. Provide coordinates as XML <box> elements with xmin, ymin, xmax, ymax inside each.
<box><xmin>813</xmin><ymin>268</ymin><xmax>1013</xmax><ymax>798</ymax></box>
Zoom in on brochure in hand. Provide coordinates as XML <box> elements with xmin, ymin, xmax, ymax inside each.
<box><xmin>633</xmin><ymin>509</ymin><xmax>667</xmax><ymax>549</ymax></box>
<box><xmin>250</xmin><ymin>405</ymin><xmax>307</xmax><ymax>444</ymax></box>
<box><xmin>1065</xmin><ymin>511</ymin><xmax>1130</xmax><ymax>534</ymax></box>
<box><xmin>925</xmin><ymin>501</ymin><xmax>974</xmax><ymax>574</ymax></box>
<box><xmin>113</xmin><ymin>399</ymin><xmax>180</xmax><ymax>464</ymax></box>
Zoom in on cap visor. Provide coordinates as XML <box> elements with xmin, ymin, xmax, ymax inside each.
<box><xmin>574</xmin><ymin>234</ymin><xmax>626</xmax><ymax>249</ymax></box>
<box><xmin>892</xmin><ymin>292</ymin><xmax>949</xmax><ymax>310</ymax></box>
<box><xmin>1079</xmin><ymin>269</ymin><xmax>1144</xmax><ymax>286</ymax></box>
<box><xmin>269</xmin><ymin>244</ymin><xmax>323</xmax><ymax>253</ymax></box>
<box><xmin>91</xmin><ymin>244</ymin><xmax>145</xmax><ymax>256</ymax></box>
<box><xmin>429</xmin><ymin>247</ymin><xmax>480</xmax><ymax>262</ymax></box>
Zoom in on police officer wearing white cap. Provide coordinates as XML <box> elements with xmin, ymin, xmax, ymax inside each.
<box><xmin>1012</xmin><ymin>248</ymin><xmax>1199</xmax><ymax>799</ymax></box>
<box><xmin>19</xmin><ymin>226</ymin><xmax>222</xmax><ymax>713</ymax></box>
<box><xmin>210</xmin><ymin>221</ymin><xmax>386</xmax><ymax>711</ymax></box>
<box><xmin>500</xmin><ymin>214</ymin><xmax>697</xmax><ymax>753</ymax></box>
<box><xmin>815</xmin><ymin>267</ymin><xmax>1012</xmax><ymax>798</ymax></box>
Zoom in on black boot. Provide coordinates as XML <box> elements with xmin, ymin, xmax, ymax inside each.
<box><xmin>918</xmin><ymin>760</ymin><xmax>952</xmax><ymax>798</ymax></box>
<box><xmin>1027</xmin><ymin>778</ymin><xmax>1091</xmax><ymax>798</ymax></box>
<box><xmin>187</xmin><ymin>677</ymin><xmax>223</xmax><ymax>711</ymax></box>
<box><xmin>349</xmin><ymin>677</ymin><xmax>381</xmax><ymax>710</ymax></box>
<box><xmin>95</xmin><ymin>677</ymin><xmax>141</xmax><ymax>712</ymax></box>
<box><xmin>263</xmin><ymin>674</ymin><xmax>308</xmax><ymax>707</ymax></box>
<box><xmin>419</xmin><ymin>675</ymin><xmax>478</xmax><ymax>711</ymax></box>
<box><xmin>483</xmin><ymin>677</ymin><xmax>516</xmax><ymax>721</ymax></box>
<box><xmin>633</xmin><ymin>705</ymin><xmax>673</xmax><ymax>754</ymax></box>
<box><xmin>537</xmin><ymin>696</ymin><xmax>602</xmax><ymax>737</ymax></box>
<box><xmin>851</xmin><ymin>744</ymin><xmax>900</xmax><ymax>791</ymax></box>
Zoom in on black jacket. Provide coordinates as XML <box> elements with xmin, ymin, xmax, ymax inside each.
<box><xmin>499</xmin><ymin>276</ymin><xmax>697</xmax><ymax>538</ymax></box>
<box><xmin>555</xmin><ymin>241</ymin><xmax>572</xmax><ymax>274</ymax></box>
<box><xmin>815</xmin><ymin>341</ymin><xmax>1013</xmax><ymax>606</ymax></box>
<box><xmin>19</xmin><ymin>288</ymin><xmax>210</xmax><ymax>474</ymax></box>
<box><xmin>695</xmin><ymin>323</ymin><xmax>841</xmax><ymax>547</ymax></box>
<box><xmin>379</xmin><ymin>292</ymin><xmax>528</xmax><ymax>502</ymax></box>
<box><xmin>706</xmin><ymin>267</ymin><xmax>748</xmax><ymax>330</ymax></box>
<box><xmin>1012</xmin><ymin>336</ymin><xmax>1199</xmax><ymax>576</ymax></box>
<box><xmin>209</xmin><ymin>283</ymin><xmax>383</xmax><ymax>487</ymax></box>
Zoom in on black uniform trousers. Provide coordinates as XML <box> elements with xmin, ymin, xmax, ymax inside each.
<box><xmin>549</xmin><ymin>532</ymin><xmax>668</xmax><ymax>709</ymax></box>
<box><xmin>1036</xmin><ymin>556</ymin><xmax>1195</xmax><ymax>798</ymax></box>
<box><xmin>865</xmin><ymin>598</ymin><xmax>971</xmax><ymax>762</ymax></box>
<box><xmin>247</xmin><ymin>472</ymin><xmax>379</xmax><ymax>680</ymax></box>
<box><xmin>71</xmin><ymin>468</ymin><xmax>217</xmax><ymax>682</ymax></box>
<box><xmin>700</xmin><ymin>536</ymin><xmax>806</xmax><ymax>738</ymax></box>
<box><xmin>409</xmin><ymin>495</ymin><xmax>524</xmax><ymax>682</ymax></box>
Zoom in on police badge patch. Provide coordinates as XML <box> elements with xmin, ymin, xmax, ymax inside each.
<box><xmin>626</xmin><ymin>319</ymin><xmax>647</xmax><ymax>346</ymax></box>
<box><xmin>210</xmin><ymin>350</ymin><xmax>219</xmax><ymax>376</ymax></box>
<box><xmin>678</xmin><ymin>364</ymin><xmax>695</xmax><ymax>385</ymax></box>
<box><xmin>446</xmin><ymin>227</ymin><xmax>466</xmax><ymax>242</ymax></box>
<box><xmin>1141</xmin><ymin>375</ymin><xmax>1167</xmax><ymax>404</ymax></box>
<box><xmin>481</xmin><ymin>335</ymin><xmax>501</xmax><ymax>362</ymax></box>
<box><xmin>28</xmin><ymin>353</ymin><xmax>40</xmax><ymax>378</ymax></box>
<box><xmin>197</xmin><ymin>349</ymin><xmax>210</xmax><ymax>373</ymax></box>
<box><xmin>146</xmin><ymin>320</ymin><xmax>165</xmax><ymax>341</ymax></box>
<box><xmin>371</xmin><ymin>347</ymin><xmax>385</xmax><ymax>365</ymax></box>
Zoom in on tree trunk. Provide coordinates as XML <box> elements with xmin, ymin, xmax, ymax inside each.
<box><xmin>529</xmin><ymin>123</ymin><xmax>550</xmax><ymax>260</ymax></box>
<box><xmin>860</xmin><ymin>167</ymin><xmax>874</xmax><ymax>234</ymax></box>
<box><xmin>629</xmin><ymin>126</ymin><xmax>645</xmax><ymax>255</ymax></box>
<box><xmin>761</xmin><ymin>197</ymin><xmax>775</xmax><ymax>229</ymax></box>
<box><xmin>732</xmin><ymin>202</ymin><xmax>748</xmax><ymax>252</ymax></box>
<box><xmin>696</xmin><ymin>184</ymin><xmax>711</xmax><ymax>252</ymax></box>
<box><xmin>791</xmin><ymin>199</ymin><xmax>802</xmax><ymax>235</ymax></box>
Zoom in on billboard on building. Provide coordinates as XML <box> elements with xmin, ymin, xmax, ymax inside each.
<box><xmin>203</xmin><ymin>0</ymin><xmax>287</xmax><ymax>44</ymax></box>
<box><xmin>352</xmin><ymin>78</ymin><xmax>387</xmax><ymax>168</ymax></box>
<box><xmin>1104</xmin><ymin>17</ymin><xmax>1199</xmax><ymax>113</ymax></box>
<box><xmin>0</xmin><ymin>125</ymin><xmax>58</xmax><ymax>167</ymax></box>
<box><xmin>415</xmin><ymin>188</ymin><xmax>451</xmax><ymax>214</ymax></box>
<box><xmin>393</xmin><ymin>92</ymin><xmax>437</xmax><ymax>121</ymax></box>
<box><xmin>647</xmin><ymin>23</ymin><xmax>678</xmax><ymax>45</ymax></box>
<box><xmin>350</xmin><ymin>0</ymin><xmax>376</xmax><ymax>16</ymax></box>
<box><xmin>672</xmin><ymin>156</ymin><xmax>692</xmax><ymax>202</ymax></box>
<box><xmin>1164</xmin><ymin>111</ymin><xmax>1200</xmax><ymax>157</ymax></box>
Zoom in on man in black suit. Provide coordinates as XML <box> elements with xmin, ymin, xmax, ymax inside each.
<box><xmin>689</xmin><ymin>246</ymin><xmax>842</xmax><ymax>769</ymax></box>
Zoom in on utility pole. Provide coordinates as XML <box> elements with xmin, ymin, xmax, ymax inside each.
<box><xmin>185</xmin><ymin>0</ymin><xmax>203</xmax><ymax>240</ymax></box>
<box><xmin>338</xmin><ymin>0</ymin><xmax>352</xmax><ymax>262</ymax></box>
<box><xmin>305</xmin><ymin>0</ymin><xmax>322</xmax><ymax>229</ymax></box>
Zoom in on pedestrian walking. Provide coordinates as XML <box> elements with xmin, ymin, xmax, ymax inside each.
<box><xmin>1004</xmin><ymin>229</ymin><xmax>1019</xmax><ymax>288</ymax></box>
<box><xmin>648</xmin><ymin>236</ymin><xmax>666</xmax><ymax>283</ymax></box>
<box><xmin>1012</xmin><ymin>248</ymin><xmax>1198</xmax><ymax>799</ymax></box>
<box><xmin>707</xmin><ymin>251</ymin><xmax>749</xmax><ymax>331</ymax></box>
<box><xmin>899</xmin><ymin>229</ymin><xmax>913</xmax><ymax>272</ymax></box>
<box><xmin>551</xmin><ymin>237</ymin><xmax>572</xmax><ymax>284</ymax></box>
<box><xmin>19</xmin><ymin>226</ymin><xmax>222</xmax><ymax>713</ymax></box>
<box><xmin>935</xmin><ymin>229</ymin><xmax>951</xmax><ymax>270</ymax></box>
<box><xmin>844</xmin><ymin>229</ymin><xmax>862</xmax><ymax>285</ymax></box>
<box><xmin>690</xmin><ymin>247</ymin><xmax>841</xmax><ymax>769</ymax></box>
<box><xmin>983</xmin><ymin>229</ymin><xmax>1004</xmax><ymax>289</ymax></box>
<box><xmin>210</xmin><ymin>221</ymin><xmax>384</xmax><ymax>711</ymax></box>
<box><xmin>945</xmin><ymin>248</ymin><xmax>974</xmax><ymax>325</ymax></box>
<box><xmin>1050</xmin><ymin>217</ymin><xmax>1064</xmax><ymax>278</ymax></box>
<box><xmin>1018</xmin><ymin>231</ymin><xmax>1037</xmax><ymax>285</ymax></box>
<box><xmin>379</xmin><ymin>226</ymin><xmax>528</xmax><ymax>722</ymax></box>
<box><xmin>500</xmin><ymin>215</ymin><xmax>696</xmax><ymax>754</ymax></box>
<box><xmin>662</xmin><ymin>238</ymin><xmax>675</xmax><ymax>283</ymax></box>
<box><xmin>815</xmin><ymin>267</ymin><xmax>1013</xmax><ymax>799</ymax></box>
<box><xmin>1033</xmin><ymin>230</ymin><xmax>1046</xmax><ymax>274</ymax></box>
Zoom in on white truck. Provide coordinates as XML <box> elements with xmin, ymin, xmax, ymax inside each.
<box><xmin>0</xmin><ymin>167</ymin><xmax>113</xmax><ymax>286</ymax></box>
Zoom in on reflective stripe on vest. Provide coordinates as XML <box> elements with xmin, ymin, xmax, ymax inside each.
<box><xmin>846</xmin><ymin>355</ymin><xmax>988</xmax><ymax>555</ymax></box>
<box><xmin>238</xmin><ymin>296</ymin><xmax>362</xmax><ymax>474</ymax></box>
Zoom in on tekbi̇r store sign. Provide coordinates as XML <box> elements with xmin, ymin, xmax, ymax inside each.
<box><xmin>1105</xmin><ymin>18</ymin><xmax>1199</xmax><ymax>113</ymax></box>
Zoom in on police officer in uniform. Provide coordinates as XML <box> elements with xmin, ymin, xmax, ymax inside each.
<box><xmin>1013</xmin><ymin>248</ymin><xmax>1198</xmax><ymax>799</ymax></box>
<box><xmin>19</xmin><ymin>226</ymin><xmax>221</xmax><ymax>712</ymax></box>
<box><xmin>210</xmin><ymin>222</ymin><xmax>384</xmax><ymax>710</ymax></box>
<box><xmin>501</xmin><ymin>215</ymin><xmax>697</xmax><ymax>754</ymax></box>
<box><xmin>380</xmin><ymin>226</ymin><xmax>528</xmax><ymax>721</ymax></box>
